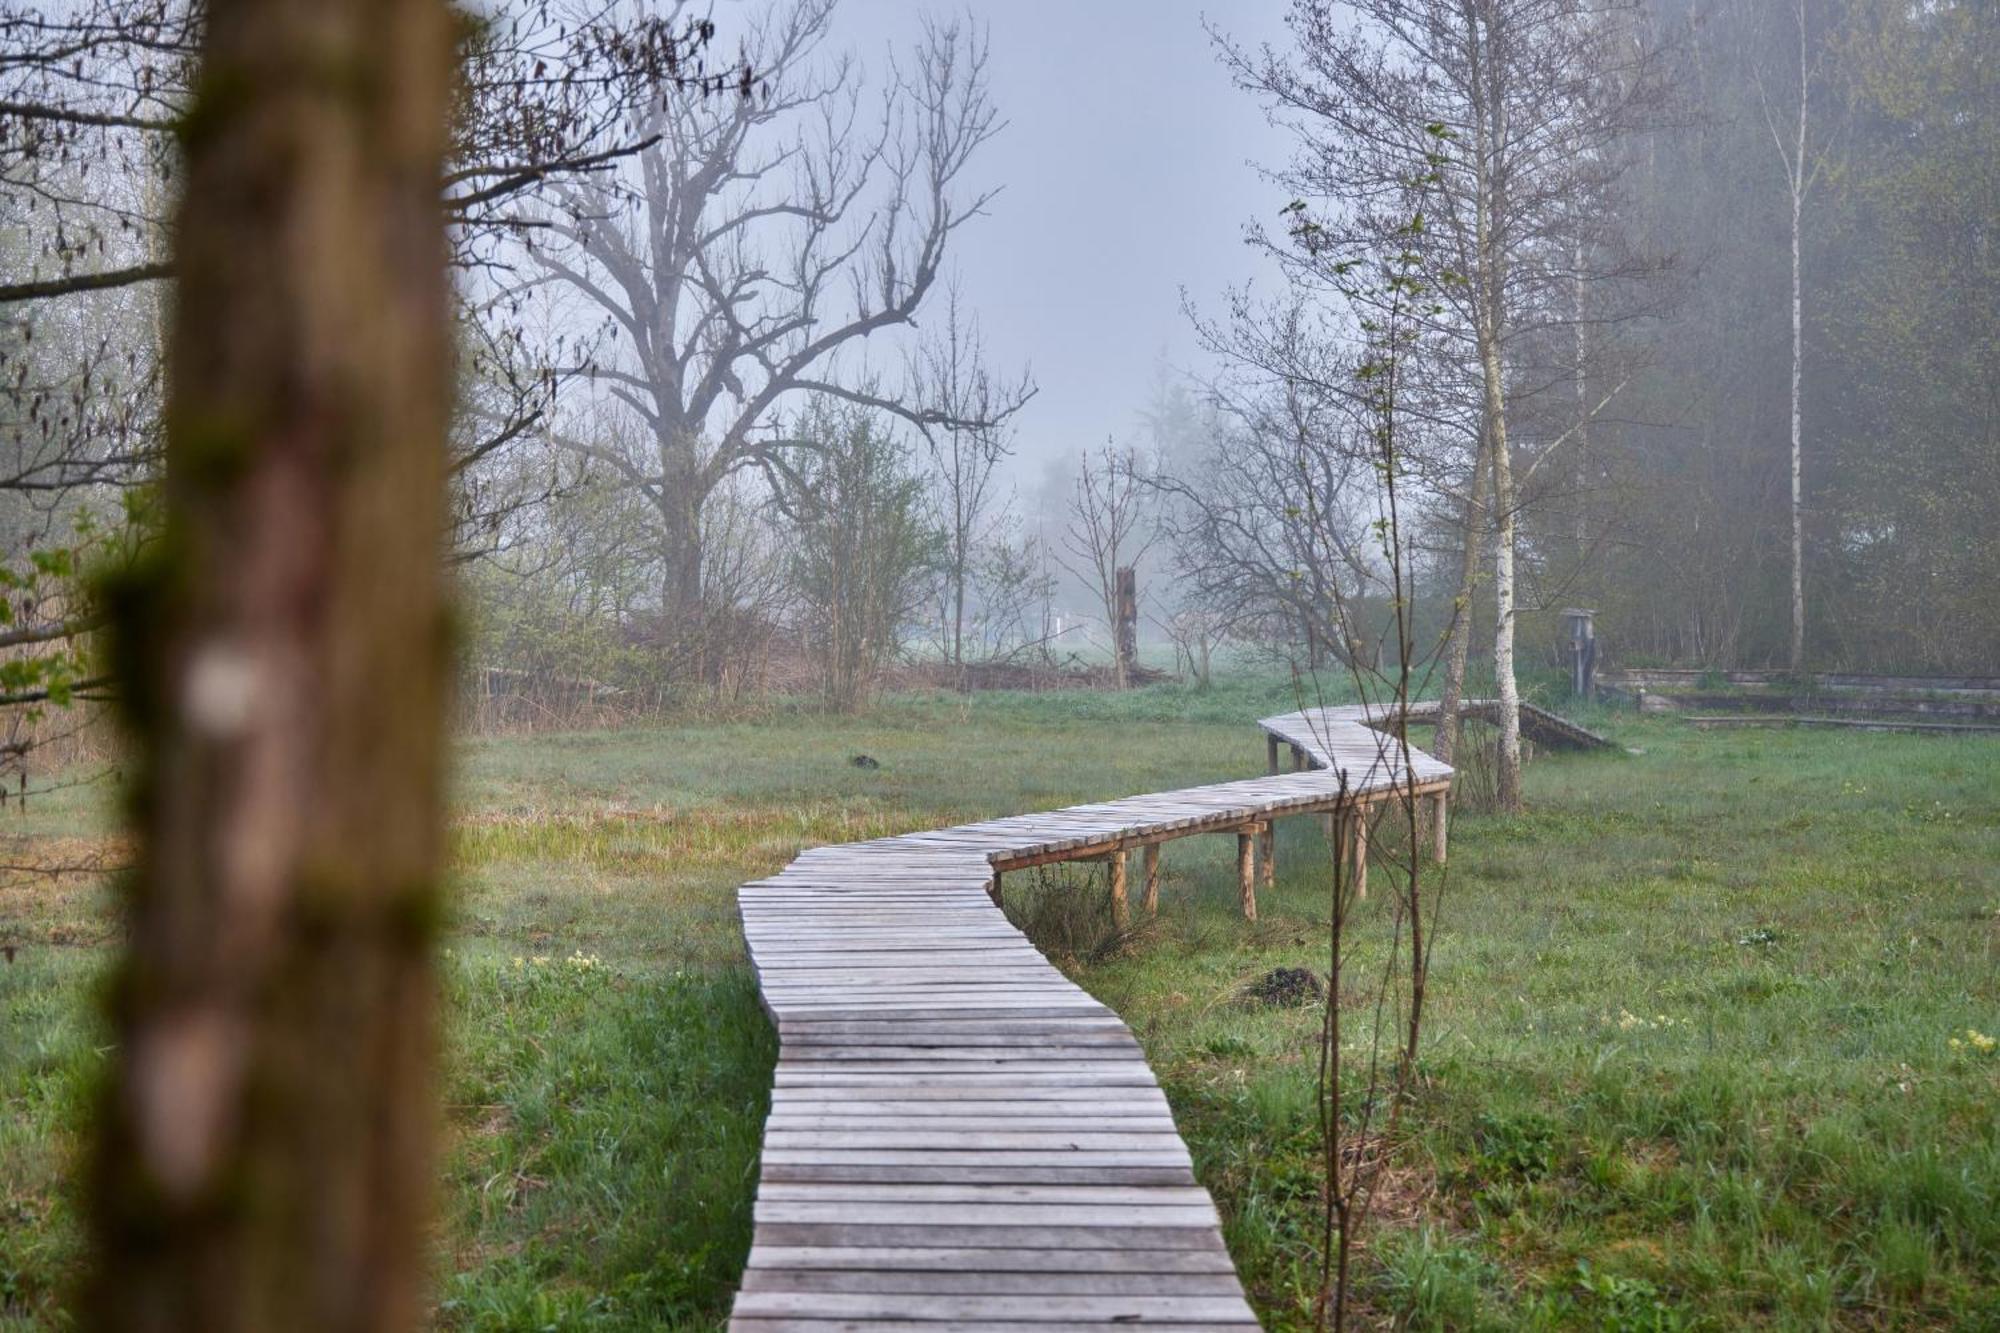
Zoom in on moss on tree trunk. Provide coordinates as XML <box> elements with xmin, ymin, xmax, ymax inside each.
<box><xmin>89</xmin><ymin>0</ymin><xmax>454</xmax><ymax>1327</ymax></box>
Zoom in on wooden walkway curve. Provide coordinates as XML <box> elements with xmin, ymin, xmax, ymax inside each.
<box><xmin>730</xmin><ymin>702</ymin><xmax>1547</xmax><ymax>1328</ymax></box>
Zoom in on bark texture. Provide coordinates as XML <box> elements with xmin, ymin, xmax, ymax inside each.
<box><xmin>90</xmin><ymin>0</ymin><xmax>455</xmax><ymax>1328</ymax></box>
<box><xmin>1466</xmin><ymin>0</ymin><xmax>1523</xmax><ymax>812</ymax></box>
<box><xmin>1486</xmin><ymin>370</ymin><xmax>1524</xmax><ymax>813</ymax></box>
<box><xmin>1432</xmin><ymin>428</ymin><xmax>1488</xmax><ymax>856</ymax></box>
<box><xmin>1786</xmin><ymin>6</ymin><xmax>1809</xmax><ymax>673</ymax></box>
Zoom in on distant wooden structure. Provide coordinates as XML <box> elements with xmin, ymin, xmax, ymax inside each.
<box><xmin>1684</xmin><ymin>715</ymin><xmax>2000</xmax><ymax>736</ymax></box>
<box><xmin>1561</xmin><ymin>608</ymin><xmax>1598</xmax><ymax>699</ymax></box>
<box><xmin>728</xmin><ymin>698</ymin><xmax>1601</xmax><ymax>1327</ymax></box>
<box><xmin>1600</xmin><ymin>667</ymin><xmax>2000</xmax><ymax>735</ymax></box>
<box><xmin>1113</xmin><ymin>565</ymin><xmax>1138</xmax><ymax>687</ymax></box>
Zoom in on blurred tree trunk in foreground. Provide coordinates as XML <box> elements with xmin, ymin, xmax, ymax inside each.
<box><xmin>89</xmin><ymin>0</ymin><xmax>454</xmax><ymax>1327</ymax></box>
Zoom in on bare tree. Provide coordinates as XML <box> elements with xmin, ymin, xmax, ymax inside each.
<box><xmin>88</xmin><ymin>0</ymin><xmax>455</xmax><ymax>1326</ymax></box>
<box><xmin>1165</xmin><ymin>299</ymin><xmax>1392</xmax><ymax>672</ymax></box>
<box><xmin>1158</xmin><ymin>606</ymin><xmax>1235</xmax><ymax>688</ymax></box>
<box><xmin>1755</xmin><ymin>0</ymin><xmax>1835</xmax><ymax>673</ymax></box>
<box><xmin>521</xmin><ymin>0</ymin><xmax>1022</xmax><ymax>678</ymax></box>
<box><xmin>911</xmin><ymin>283</ymin><xmax>1031</xmax><ymax>683</ymax></box>
<box><xmin>1220</xmin><ymin>0</ymin><xmax>1672</xmax><ymax>811</ymax></box>
<box><xmin>1313</xmin><ymin>216</ymin><xmax>1444</xmax><ymax>1333</ymax></box>
<box><xmin>0</xmin><ymin>0</ymin><xmax>731</xmax><ymax>304</ymax></box>
<box><xmin>1057</xmin><ymin>442</ymin><xmax>1158</xmax><ymax>689</ymax></box>
<box><xmin>1428</xmin><ymin>419</ymin><xmax>1487</xmax><ymax>851</ymax></box>
<box><xmin>0</xmin><ymin>0</ymin><xmax>730</xmax><ymax>784</ymax></box>
<box><xmin>1232</xmin><ymin>180</ymin><xmax>1454</xmax><ymax>1333</ymax></box>
<box><xmin>0</xmin><ymin>0</ymin><xmax>728</xmax><ymax>535</ymax></box>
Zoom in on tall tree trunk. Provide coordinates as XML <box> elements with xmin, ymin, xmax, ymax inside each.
<box><xmin>90</xmin><ymin>0</ymin><xmax>454</xmax><ymax>1328</ymax></box>
<box><xmin>1486</xmin><ymin>368</ymin><xmax>1523</xmax><ymax>813</ymax></box>
<box><xmin>952</xmin><ymin>548</ymin><xmax>967</xmax><ymax>688</ymax></box>
<box><xmin>1468</xmin><ymin>0</ymin><xmax>1523</xmax><ymax>811</ymax></box>
<box><xmin>661</xmin><ymin>450</ymin><xmax>705</xmax><ymax>659</ymax></box>
<box><xmin>1787</xmin><ymin>15</ymin><xmax>1807</xmax><ymax>673</ymax></box>
<box><xmin>1573</xmin><ymin>239</ymin><xmax>1590</xmax><ymax>560</ymax></box>
<box><xmin>1433</xmin><ymin>429</ymin><xmax>1489</xmax><ymax>857</ymax></box>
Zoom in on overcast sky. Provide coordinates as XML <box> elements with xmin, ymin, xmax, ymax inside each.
<box><xmin>834</xmin><ymin>0</ymin><xmax>1294</xmax><ymax>481</ymax></box>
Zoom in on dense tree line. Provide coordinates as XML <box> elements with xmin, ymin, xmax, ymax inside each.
<box><xmin>5</xmin><ymin>0</ymin><xmax>1994</xmax><ymax>739</ymax></box>
<box><xmin>1173</xmin><ymin>0</ymin><xmax>1996</xmax><ymax>712</ymax></box>
<box><xmin>1585</xmin><ymin>0</ymin><xmax>1998</xmax><ymax>672</ymax></box>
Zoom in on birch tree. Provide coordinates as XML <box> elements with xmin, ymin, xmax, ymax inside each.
<box><xmin>1220</xmin><ymin>0</ymin><xmax>1670</xmax><ymax>810</ymax></box>
<box><xmin>1756</xmin><ymin>0</ymin><xmax>1835</xmax><ymax>673</ymax></box>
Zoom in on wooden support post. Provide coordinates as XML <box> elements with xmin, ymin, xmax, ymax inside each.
<box><xmin>1237</xmin><ymin>830</ymin><xmax>1258</xmax><ymax>921</ymax></box>
<box><xmin>989</xmin><ymin>870</ymin><xmax>1002</xmax><ymax>905</ymax></box>
<box><xmin>1349</xmin><ymin>810</ymin><xmax>1369</xmax><ymax>901</ymax></box>
<box><xmin>1291</xmin><ymin>744</ymin><xmax>1306</xmax><ymax>771</ymax></box>
<box><xmin>1431</xmin><ymin>792</ymin><xmax>1450</xmax><ymax>864</ymax></box>
<box><xmin>1142</xmin><ymin>843</ymin><xmax>1161</xmax><ymax>915</ymax></box>
<box><xmin>1258</xmin><ymin>821</ymin><xmax>1276</xmax><ymax>890</ymax></box>
<box><xmin>1266</xmin><ymin>732</ymin><xmax>1281</xmax><ymax>774</ymax></box>
<box><xmin>1110</xmin><ymin>848</ymin><xmax>1129</xmax><ymax>928</ymax></box>
<box><xmin>1336</xmin><ymin>804</ymin><xmax>1368</xmax><ymax>896</ymax></box>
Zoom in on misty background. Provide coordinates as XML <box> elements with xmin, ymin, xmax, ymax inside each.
<box><xmin>836</xmin><ymin>0</ymin><xmax>1291</xmax><ymax>486</ymax></box>
<box><xmin>3</xmin><ymin>0</ymin><xmax>1995</xmax><ymax>725</ymax></box>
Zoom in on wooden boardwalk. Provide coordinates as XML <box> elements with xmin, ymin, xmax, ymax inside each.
<box><xmin>730</xmin><ymin>703</ymin><xmax>1464</xmax><ymax>1328</ymax></box>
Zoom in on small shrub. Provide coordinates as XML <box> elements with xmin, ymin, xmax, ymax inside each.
<box><xmin>1573</xmin><ymin>1261</ymin><xmax>1686</xmax><ymax>1333</ymax></box>
<box><xmin>1473</xmin><ymin>1110</ymin><xmax>1557</xmax><ymax>1182</ymax></box>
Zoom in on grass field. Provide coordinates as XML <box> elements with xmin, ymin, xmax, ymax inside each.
<box><xmin>3</xmin><ymin>675</ymin><xmax>1997</xmax><ymax>1329</ymax></box>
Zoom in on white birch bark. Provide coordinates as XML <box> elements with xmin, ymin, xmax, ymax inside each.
<box><xmin>1788</xmin><ymin>28</ymin><xmax>1807</xmax><ymax>673</ymax></box>
<box><xmin>1484</xmin><ymin>344</ymin><xmax>1523</xmax><ymax>813</ymax></box>
<box><xmin>1763</xmin><ymin>0</ymin><xmax>1816</xmax><ymax>672</ymax></box>
<box><xmin>1574</xmin><ymin>238</ymin><xmax>1590</xmax><ymax>556</ymax></box>
<box><xmin>1468</xmin><ymin>0</ymin><xmax>1523</xmax><ymax>811</ymax></box>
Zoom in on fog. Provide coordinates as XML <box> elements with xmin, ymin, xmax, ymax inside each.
<box><xmin>836</xmin><ymin>0</ymin><xmax>1292</xmax><ymax>482</ymax></box>
<box><xmin>5</xmin><ymin>0</ymin><xmax>1997</xmax><ymax>708</ymax></box>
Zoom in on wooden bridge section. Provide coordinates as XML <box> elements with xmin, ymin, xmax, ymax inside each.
<box><xmin>729</xmin><ymin>702</ymin><xmax>1528</xmax><ymax>1328</ymax></box>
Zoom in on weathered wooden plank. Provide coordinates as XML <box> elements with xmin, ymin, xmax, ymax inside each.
<box><xmin>769</xmin><ymin>1098</ymin><xmax>1167</xmax><ymax>1114</ymax></box>
<box><xmin>728</xmin><ymin>1312</ymin><xmax>1256</xmax><ymax>1320</ymax></box>
<box><xmin>763</xmin><ymin>1130</ymin><xmax>1189</xmax><ymax>1150</ymax></box>
<box><xmin>778</xmin><ymin>1018</ymin><xmax>1133</xmax><ymax>1035</ymax></box>
<box><xmin>751</xmin><ymin>1183</ymin><xmax>1212</xmax><ymax>1204</ymax></box>
<box><xmin>773</xmin><ymin>1065</ymin><xmax>1153</xmax><ymax>1081</ymax></box>
<box><xmin>746</xmin><ymin>1223</ymin><xmax>1223</xmax><ymax>1252</ymax></box>
<box><xmin>731</xmin><ymin>1292</ymin><xmax>1257</xmax><ymax>1320</ymax></box>
<box><xmin>756</xmin><ymin>1160</ymin><xmax>1192</xmax><ymax>1176</ymax></box>
<box><xmin>764</xmin><ymin>1120</ymin><xmax>1177</xmax><ymax>1137</ymax></box>
<box><xmin>739</xmin><ymin>1267</ymin><xmax>1246</xmax><ymax>1296</ymax></box>
<box><xmin>752</xmin><ymin>1201</ymin><xmax>1220</xmax><ymax>1227</ymax></box>
<box><xmin>760</xmin><ymin>1146</ymin><xmax>1197</xmax><ymax>1165</ymax></box>
<box><xmin>775</xmin><ymin>1026</ymin><xmax>1128</xmax><ymax>1041</ymax></box>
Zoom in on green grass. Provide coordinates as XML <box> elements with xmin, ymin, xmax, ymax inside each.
<box><xmin>3</xmin><ymin>676</ymin><xmax>1997</xmax><ymax>1329</ymax></box>
<box><xmin>1088</xmin><ymin>720</ymin><xmax>2000</xmax><ymax>1330</ymax></box>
